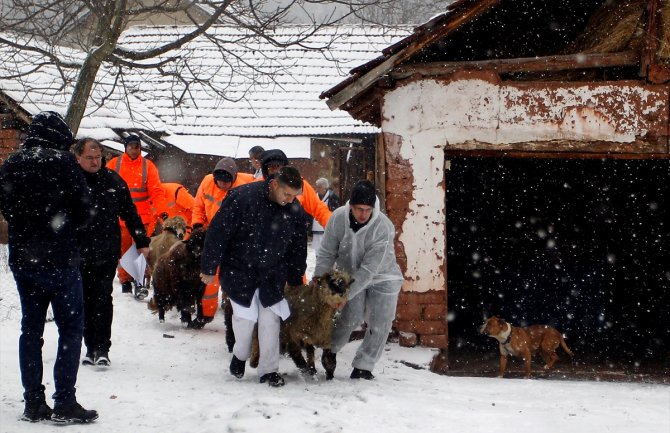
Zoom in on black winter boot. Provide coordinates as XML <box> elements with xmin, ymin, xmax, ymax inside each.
<box><xmin>52</xmin><ymin>402</ymin><xmax>98</xmax><ymax>423</ymax></box>
<box><xmin>230</xmin><ymin>355</ymin><xmax>246</xmax><ymax>379</ymax></box>
<box><xmin>121</xmin><ymin>281</ymin><xmax>132</xmax><ymax>293</ymax></box>
<box><xmin>22</xmin><ymin>400</ymin><xmax>53</xmax><ymax>422</ymax></box>
<box><xmin>350</xmin><ymin>367</ymin><xmax>374</xmax><ymax>380</ymax></box>
<box><xmin>259</xmin><ymin>372</ymin><xmax>285</xmax><ymax>387</ymax></box>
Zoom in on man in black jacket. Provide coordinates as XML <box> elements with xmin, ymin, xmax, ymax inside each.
<box><xmin>200</xmin><ymin>166</ymin><xmax>307</xmax><ymax>387</ymax></box>
<box><xmin>73</xmin><ymin>138</ymin><xmax>150</xmax><ymax>367</ymax></box>
<box><xmin>0</xmin><ymin>111</ymin><xmax>98</xmax><ymax>423</ymax></box>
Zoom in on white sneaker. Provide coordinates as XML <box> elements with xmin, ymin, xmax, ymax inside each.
<box><xmin>134</xmin><ymin>284</ymin><xmax>149</xmax><ymax>300</ymax></box>
<box><xmin>94</xmin><ymin>352</ymin><xmax>110</xmax><ymax>367</ymax></box>
<box><xmin>82</xmin><ymin>352</ymin><xmax>94</xmax><ymax>366</ymax></box>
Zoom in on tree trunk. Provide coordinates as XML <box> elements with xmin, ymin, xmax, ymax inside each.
<box><xmin>65</xmin><ymin>56</ymin><xmax>105</xmax><ymax>136</ymax></box>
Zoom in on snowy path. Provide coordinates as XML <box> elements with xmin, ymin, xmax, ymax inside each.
<box><xmin>0</xmin><ymin>246</ymin><xmax>668</xmax><ymax>433</ymax></box>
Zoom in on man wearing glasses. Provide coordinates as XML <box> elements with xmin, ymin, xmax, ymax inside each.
<box><xmin>73</xmin><ymin>138</ymin><xmax>150</xmax><ymax>368</ymax></box>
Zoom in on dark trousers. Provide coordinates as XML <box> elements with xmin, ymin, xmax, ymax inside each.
<box><xmin>12</xmin><ymin>266</ymin><xmax>84</xmax><ymax>409</ymax></box>
<box><xmin>81</xmin><ymin>260</ymin><xmax>117</xmax><ymax>354</ymax></box>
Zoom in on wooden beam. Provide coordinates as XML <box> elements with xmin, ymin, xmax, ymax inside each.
<box><xmin>444</xmin><ymin>138</ymin><xmax>670</xmax><ymax>159</ymax></box>
<box><xmin>0</xmin><ymin>92</ymin><xmax>32</xmax><ymax>125</ymax></box>
<box><xmin>445</xmin><ymin>149</ymin><xmax>670</xmax><ymax>160</ymax></box>
<box><xmin>375</xmin><ymin>133</ymin><xmax>386</xmax><ymax>213</ymax></box>
<box><xmin>640</xmin><ymin>0</ymin><xmax>661</xmax><ymax>78</ymax></box>
<box><xmin>390</xmin><ymin>51</ymin><xmax>640</xmax><ymax>79</ymax></box>
<box><xmin>326</xmin><ymin>0</ymin><xmax>502</xmax><ymax>110</ymax></box>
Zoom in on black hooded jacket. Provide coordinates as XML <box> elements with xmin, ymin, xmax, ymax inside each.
<box><xmin>78</xmin><ymin>167</ymin><xmax>150</xmax><ymax>265</ymax></box>
<box><xmin>0</xmin><ymin>112</ymin><xmax>93</xmax><ymax>269</ymax></box>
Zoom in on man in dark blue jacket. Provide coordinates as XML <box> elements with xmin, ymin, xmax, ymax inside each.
<box><xmin>73</xmin><ymin>138</ymin><xmax>150</xmax><ymax>368</ymax></box>
<box><xmin>0</xmin><ymin>111</ymin><xmax>98</xmax><ymax>423</ymax></box>
<box><xmin>200</xmin><ymin>166</ymin><xmax>307</xmax><ymax>387</ymax></box>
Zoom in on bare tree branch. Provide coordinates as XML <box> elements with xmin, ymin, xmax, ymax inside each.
<box><xmin>0</xmin><ymin>0</ymin><xmax>434</xmax><ymax>134</ymax></box>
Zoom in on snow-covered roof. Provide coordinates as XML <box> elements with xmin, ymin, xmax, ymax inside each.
<box><xmin>116</xmin><ymin>25</ymin><xmax>411</xmax><ymax>138</ymax></box>
<box><xmin>0</xmin><ymin>26</ymin><xmax>410</xmax><ymax>157</ymax></box>
<box><xmin>164</xmin><ymin>135</ymin><xmax>311</xmax><ymax>158</ymax></box>
<box><xmin>0</xmin><ymin>33</ymin><xmax>168</xmax><ymax>140</ymax></box>
<box><xmin>101</xmin><ymin>140</ymin><xmax>147</xmax><ymax>157</ymax></box>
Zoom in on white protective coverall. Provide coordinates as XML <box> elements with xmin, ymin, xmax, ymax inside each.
<box><xmin>314</xmin><ymin>198</ymin><xmax>403</xmax><ymax>372</ymax></box>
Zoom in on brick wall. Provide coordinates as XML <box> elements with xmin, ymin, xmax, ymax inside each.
<box><xmin>0</xmin><ymin>128</ymin><xmax>21</xmax><ymax>166</ymax></box>
<box><xmin>395</xmin><ymin>290</ymin><xmax>448</xmax><ymax>349</ymax></box>
<box><xmin>383</xmin><ymin>132</ymin><xmax>450</xmax><ymax>373</ymax></box>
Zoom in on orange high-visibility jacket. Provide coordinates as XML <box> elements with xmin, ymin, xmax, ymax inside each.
<box><xmin>258</xmin><ymin>176</ymin><xmax>332</xmax><ymax>228</ymax></box>
<box><xmin>161</xmin><ymin>182</ymin><xmax>194</xmax><ymax>225</ymax></box>
<box><xmin>298</xmin><ymin>178</ymin><xmax>332</xmax><ymax>228</ymax></box>
<box><xmin>192</xmin><ymin>172</ymin><xmax>255</xmax><ymax>227</ymax></box>
<box><xmin>107</xmin><ymin>153</ymin><xmax>168</xmax><ymax>225</ymax></box>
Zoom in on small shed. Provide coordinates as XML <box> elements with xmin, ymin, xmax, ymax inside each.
<box><xmin>322</xmin><ymin>0</ymin><xmax>670</xmax><ymax>374</ymax></box>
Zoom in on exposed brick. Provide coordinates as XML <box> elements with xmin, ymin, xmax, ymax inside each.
<box><xmin>397</xmin><ymin>291</ymin><xmax>416</xmax><ymax>305</ymax></box>
<box><xmin>387</xmin><ymin>161</ymin><xmax>413</xmax><ymax>180</ymax></box>
<box><xmin>0</xmin><ymin>129</ymin><xmax>18</xmax><ymax>139</ymax></box>
<box><xmin>419</xmin><ymin>334</ymin><xmax>448</xmax><ymax>349</ymax></box>
<box><xmin>398</xmin><ymin>332</ymin><xmax>418</xmax><ymax>347</ymax></box>
<box><xmin>396</xmin><ymin>302</ymin><xmax>422</xmax><ymax>321</ymax></box>
<box><xmin>412</xmin><ymin>291</ymin><xmax>446</xmax><ymax>305</ymax></box>
<box><xmin>385</xmin><ymin>193</ymin><xmax>410</xmax><ymax>213</ymax></box>
<box><xmin>413</xmin><ymin>320</ymin><xmax>446</xmax><ymax>335</ymax></box>
<box><xmin>395</xmin><ymin>320</ymin><xmax>416</xmax><ymax>333</ymax></box>
<box><xmin>423</xmin><ymin>304</ymin><xmax>446</xmax><ymax>320</ymax></box>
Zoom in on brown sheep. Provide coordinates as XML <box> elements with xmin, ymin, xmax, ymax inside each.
<box><xmin>145</xmin><ymin>215</ymin><xmax>188</xmax><ymax>288</ymax></box>
<box><xmin>147</xmin><ymin>215</ymin><xmax>188</xmax><ymax>270</ymax></box>
<box><xmin>249</xmin><ymin>270</ymin><xmax>353</xmax><ymax>379</ymax></box>
<box><xmin>147</xmin><ymin>227</ymin><xmax>206</xmax><ymax>328</ymax></box>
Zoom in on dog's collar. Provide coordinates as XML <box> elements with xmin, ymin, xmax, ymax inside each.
<box><xmin>501</xmin><ymin>323</ymin><xmax>513</xmax><ymax>345</ymax></box>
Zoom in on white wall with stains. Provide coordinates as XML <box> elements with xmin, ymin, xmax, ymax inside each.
<box><xmin>382</xmin><ymin>77</ymin><xmax>668</xmax><ymax>293</ymax></box>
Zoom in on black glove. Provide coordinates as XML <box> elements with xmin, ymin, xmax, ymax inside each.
<box><xmin>192</xmin><ymin>223</ymin><xmax>204</xmax><ymax>231</ymax></box>
<box><xmin>160</xmin><ymin>212</ymin><xmax>169</xmax><ymax>221</ymax></box>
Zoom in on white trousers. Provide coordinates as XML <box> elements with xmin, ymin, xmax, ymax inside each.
<box><xmin>231</xmin><ymin>301</ymin><xmax>282</xmax><ymax>377</ymax></box>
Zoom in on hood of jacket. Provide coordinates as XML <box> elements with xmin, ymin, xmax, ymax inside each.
<box><xmin>22</xmin><ymin>111</ymin><xmax>73</xmax><ymax>152</ymax></box>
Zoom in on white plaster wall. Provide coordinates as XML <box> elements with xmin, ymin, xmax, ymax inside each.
<box><xmin>382</xmin><ymin>78</ymin><xmax>667</xmax><ymax>293</ymax></box>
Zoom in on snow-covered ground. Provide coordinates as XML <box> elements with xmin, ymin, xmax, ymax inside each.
<box><xmin>0</xmin><ymin>244</ymin><xmax>668</xmax><ymax>433</ymax></box>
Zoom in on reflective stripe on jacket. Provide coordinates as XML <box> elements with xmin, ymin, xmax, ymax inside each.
<box><xmin>192</xmin><ymin>172</ymin><xmax>255</xmax><ymax>227</ymax></box>
<box><xmin>107</xmin><ymin>153</ymin><xmax>167</xmax><ymax>224</ymax></box>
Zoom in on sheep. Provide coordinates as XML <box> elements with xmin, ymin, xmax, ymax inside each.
<box><xmin>147</xmin><ymin>227</ymin><xmax>206</xmax><ymax>327</ymax></box>
<box><xmin>249</xmin><ymin>270</ymin><xmax>353</xmax><ymax>379</ymax></box>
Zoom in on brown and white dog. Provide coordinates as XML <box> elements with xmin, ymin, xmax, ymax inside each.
<box><xmin>479</xmin><ymin>316</ymin><xmax>574</xmax><ymax>378</ymax></box>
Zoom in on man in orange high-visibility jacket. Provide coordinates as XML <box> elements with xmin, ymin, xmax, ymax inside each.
<box><xmin>161</xmin><ymin>182</ymin><xmax>194</xmax><ymax>238</ymax></box>
<box><xmin>107</xmin><ymin>134</ymin><xmax>168</xmax><ymax>297</ymax></box>
<box><xmin>192</xmin><ymin>157</ymin><xmax>255</xmax><ymax>326</ymax></box>
<box><xmin>260</xmin><ymin>149</ymin><xmax>332</xmax><ymax>229</ymax></box>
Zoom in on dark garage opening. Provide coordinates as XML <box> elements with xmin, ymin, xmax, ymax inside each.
<box><xmin>445</xmin><ymin>156</ymin><xmax>669</xmax><ymax>380</ymax></box>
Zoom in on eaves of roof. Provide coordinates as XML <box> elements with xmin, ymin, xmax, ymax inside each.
<box><xmin>319</xmin><ymin>0</ymin><xmax>501</xmax><ymax>108</ymax></box>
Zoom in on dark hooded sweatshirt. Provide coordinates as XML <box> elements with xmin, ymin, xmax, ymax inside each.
<box><xmin>0</xmin><ymin>111</ymin><xmax>93</xmax><ymax>269</ymax></box>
